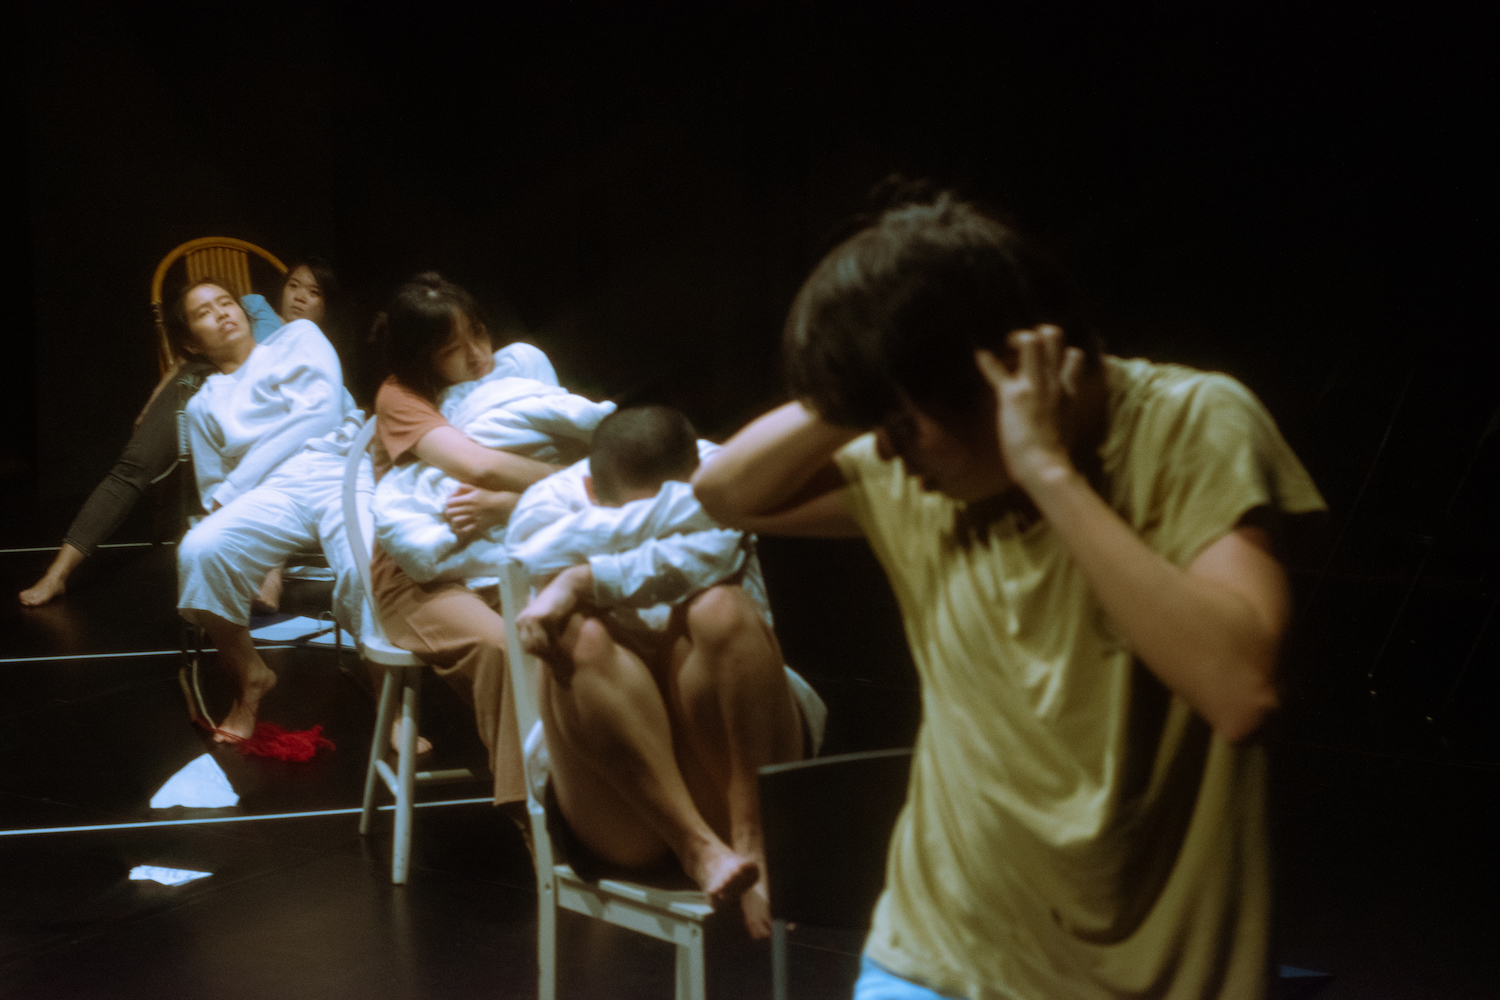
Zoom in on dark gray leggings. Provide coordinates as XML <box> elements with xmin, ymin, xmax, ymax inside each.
<box><xmin>62</xmin><ymin>358</ymin><xmax>216</xmax><ymax>556</ymax></box>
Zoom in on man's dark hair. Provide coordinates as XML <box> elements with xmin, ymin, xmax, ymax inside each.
<box><xmin>374</xmin><ymin>272</ymin><xmax>491</xmax><ymax>403</ymax></box>
<box><xmin>783</xmin><ymin>190</ymin><xmax>1101</xmax><ymax>429</ymax></box>
<box><xmin>165</xmin><ymin>276</ymin><xmax>240</xmax><ymax>358</ymax></box>
<box><xmin>589</xmin><ymin>405</ymin><xmax>700</xmax><ymax>504</ymax></box>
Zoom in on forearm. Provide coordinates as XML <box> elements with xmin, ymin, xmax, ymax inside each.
<box><xmin>693</xmin><ymin>401</ymin><xmax>857</xmax><ymax>528</ymax></box>
<box><xmin>216</xmin><ymin>412</ymin><xmax>339</xmax><ymax>505</ymax></box>
<box><xmin>421</xmin><ymin>423</ymin><xmax>561</xmax><ymax>493</ymax></box>
<box><xmin>471</xmin><ymin>450</ymin><xmax>563</xmax><ymax>493</ymax></box>
<box><xmin>1028</xmin><ymin>467</ymin><xmax>1284</xmax><ymax>741</ymax></box>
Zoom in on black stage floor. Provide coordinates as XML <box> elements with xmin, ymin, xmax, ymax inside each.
<box><xmin>2</xmin><ymin>486</ymin><xmax>1496</xmax><ymax>999</ymax></box>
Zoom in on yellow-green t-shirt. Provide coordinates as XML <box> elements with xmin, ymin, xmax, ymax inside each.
<box><xmin>836</xmin><ymin>356</ymin><xmax>1326</xmax><ymax>1000</ymax></box>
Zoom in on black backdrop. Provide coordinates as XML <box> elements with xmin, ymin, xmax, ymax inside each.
<box><xmin>7</xmin><ymin>2</ymin><xmax>1494</xmax><ymax>757</ymax></box>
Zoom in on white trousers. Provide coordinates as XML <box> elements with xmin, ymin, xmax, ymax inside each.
<box><xmin>178</xmin><ymin>448</ymin><xmax>374</xmax><ymax>638</ymax></box>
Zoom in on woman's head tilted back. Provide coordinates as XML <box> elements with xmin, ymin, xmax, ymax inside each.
<box><xmin>376</xmin><ymin>272</ymin><xmax>494</xmax><ymax>402</ymax></box>
<box><xmin>783</xmin><ymin>190</ymin><xmax>1101</xmax><ymax>430</ymax></box>
<box><xmin>166</xmin><ymin>277</ymin><xmax>254</xmax><ymax>367</ymax></box>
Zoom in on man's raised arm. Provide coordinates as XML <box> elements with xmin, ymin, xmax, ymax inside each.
<box><xmin>692</xmin><ymin>401</ymin><xmax>864</xmax><ymax>538</ymax></box>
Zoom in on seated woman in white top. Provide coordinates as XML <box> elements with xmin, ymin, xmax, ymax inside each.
<box><xmin>18</xmin><ymin>261</ymin><xmax>340</xmax><ymax>608</ymax></box>
<box><xmin>170</xmin><ymin>277</ymin><xmax>369</xmax><ymax>742</ymax></box>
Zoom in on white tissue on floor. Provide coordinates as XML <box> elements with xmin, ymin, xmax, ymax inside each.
<box><xmin>150</xmin><ymin>753</ymin><xmax>240</xmax><ymax>809</ymax></box>
<box><xmin>129</xmin><ymin>866</ymin><xmax>212</xmax><ymax>886</ymax></box>
<box><xmin>250</xmin><ymin>615</ymin><xmax>340</xmax><ymax>645</ymax></box>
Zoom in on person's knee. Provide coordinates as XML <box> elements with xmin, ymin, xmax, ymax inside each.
<box><xmin>176</xmin><ymin>521</ymin><xmax>222</xmax><ymax>572</ymax></box>
<box><xmin>559</xmin><ymin>614</ymin><xmax>617</xmax><ymax>672</ymax></box>
<box><xmin>686</xmin><ymin>585</ymin><xmax>762</xmax><ymax>652</ymax></box>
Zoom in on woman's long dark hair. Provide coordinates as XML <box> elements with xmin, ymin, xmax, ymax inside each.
<box><xmin>373</xmin><ymin>272</ymin><xmax>491</xmax><ymax>403</ymax></box>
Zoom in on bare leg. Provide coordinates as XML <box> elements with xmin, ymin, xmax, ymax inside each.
<box><xmin>669</xmin><ymin>585</ymin><xmax>805</xmax><ymax>939</ymax></box>
<box><xmin>19</xmin><ymin>542</ymin><xmax>86</xmax><ymax>606</ymax></box>
<box><xmin>251</xmin><ymin>566</ymin><xmax>284</xmax><ymax>616</ymax></box>
<box><xmin>542</xmin><ymin>613</ymin><xmax>758</xmax><ymax>909</ymax></box>
<box><xmin>197</xmin><ymin>612</ymin><xmax>278</xmax><ymax>741</ymax></box>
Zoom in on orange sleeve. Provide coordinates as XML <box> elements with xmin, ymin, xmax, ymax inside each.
<box><xmin>373</xmin><ymin>377</ymin><xmax>449</xmax><ymax>480</ymax></box>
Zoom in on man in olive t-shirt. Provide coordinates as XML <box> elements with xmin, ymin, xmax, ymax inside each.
<box><xmin>694</xmin><ymin>193</ymin><xmax>1324</xmax><ymax>1000</ymax></box>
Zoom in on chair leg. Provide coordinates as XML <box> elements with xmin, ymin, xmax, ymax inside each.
<box><xmin>772</xmin><ymin>919</ymin><xmax>789</xmax><ymax>1000</ymax></box>
<box><xmin>537</xmin><ymin>883</ymin><xmax>558</xmax><ymax>1000</ymax></box>
<box><xmin>361</xmin><ymin>670</ymin><xmax>398</xmax><ymax>836</ymax></box>
<box><xmin>178</xmin><ymin>624</ymin><xmax>214</xmax><ymax>729</ymax></box>
<box><xmin>392</xmin><ymin>666</ymin><xmax>422</xmax><ymax>885</ymax></box>
<box><xmin>676</xmin><ymin>924</ymin><xmax>706</xmax><ymax>1000</ymax></box>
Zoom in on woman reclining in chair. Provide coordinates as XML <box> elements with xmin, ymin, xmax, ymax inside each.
<box><xmin>18</xmin><ymin>261</ymin><xmax>344</xmax><ymax>609</ymax></box>
<box><xmin>170</xmin><ymin>276</ymin><xmax>371</xmax><ymax>742</ymax></box>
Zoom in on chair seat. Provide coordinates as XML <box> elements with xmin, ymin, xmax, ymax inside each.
<box><xmin>360</xmin><ymin>634</ymin><xmax>425</xmax><ymax>668</ymax></box>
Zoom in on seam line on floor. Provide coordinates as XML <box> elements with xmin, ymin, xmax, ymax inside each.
<box><xmin>0</xmin><ymin>542</ymin><xmax>168</xmax><ymax>554</ymax></box>
<box><xmin>0</xmin><ymin>646</ymin><xmax>300</xmax><ymax>664</ymax></box>
<box><xmin>0</xmin><ymin>798</ymin><xmax>494</xmax><ymax>837</ymax></box>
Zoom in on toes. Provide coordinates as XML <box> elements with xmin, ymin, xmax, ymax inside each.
<box><xmin>708</xmin><ymin>857</ymin><xmax>760</xmax><ymax>910</ymax></box>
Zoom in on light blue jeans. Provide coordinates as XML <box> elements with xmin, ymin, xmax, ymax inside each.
<box><xmin>854</xmin><ymin>957</ymin><xmax>972</xmax><ymax>1000</ymax></box>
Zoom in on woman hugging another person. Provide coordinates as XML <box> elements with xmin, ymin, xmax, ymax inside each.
<box><xmin>368</xmin><ymin>272</ymin><xmax>564</xmax><ymax>807</ymax></box>
<box><xmin>19</xmin><ymin>260</ymin><xmax>344</xmax><ymax>609</ymax></box>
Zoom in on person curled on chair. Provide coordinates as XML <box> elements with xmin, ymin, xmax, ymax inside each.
<box><xmin>506</xmin><ymin>405</ymin><xmax>824</xmax><ymax>939</ymax></box>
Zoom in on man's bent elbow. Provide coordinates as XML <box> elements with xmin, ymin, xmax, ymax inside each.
<box><xmin>1210</xmin><ymin>673</ymin><xmax>1280</xmax><ymax>744</ymax></box>
<box><xmin>692</xmin><ymin>477</ymin><xmax>746</xmax><ymax>528</ymax></box>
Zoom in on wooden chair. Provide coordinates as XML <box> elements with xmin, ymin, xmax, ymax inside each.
<box><xmin>758</xmin><ymin>748</ymin><xmax>913</xmax><ymax>1000</ymax></box>
<box><xmin>343</xmin><ymin>415</ymin><xmax>478</xmax><ymax>884</ymax></box>
<box><xmin>150</xmin><ymin>236</ymin><xmax>287</xmax><ymax>375</ymax></box>
<box><xmin>498</xmin><ymin>557</ymin><xmax>715</xmax><ymax>1000</ymax></box>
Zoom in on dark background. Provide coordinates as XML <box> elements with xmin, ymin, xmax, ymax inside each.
<box><xmin>5</xmin><ymin>1</ymin><xmax>1495</xmax><ymax>763</ymax></box>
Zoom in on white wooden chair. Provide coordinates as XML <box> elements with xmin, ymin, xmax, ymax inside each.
<box><xmin>343</xmin><ymin>415</ymin><xmax>476</xmax><ymax>884</ymax></box>
<box><xmin>497</xmin><ymin>557</ymin><xmax>715</xmax><ymax>1000</ymax></box>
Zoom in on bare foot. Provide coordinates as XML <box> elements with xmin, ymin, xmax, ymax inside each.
<box><xmin>19</xmin><ymin>575</ymin><xmax>65</xmax><ymax>607</ymax></box>
<box><xmin>390</xmin><ymin>720</ymin><xmax>433</xmax><ymax>756</ymax></box>
<box><xmin>214</xmin><ymin>661</ymin><xmax>278</xmax><ymax>742</ymax></box>
<box><xmin>688</xmin><ymin>844</ymin><xmax>759</xmax><ymax>911</ymax></box>
<box><xmin>251</xmin><ymin>567</ymin><xmax>284</xmax><ymax>615</ymax></box>
<box><xmin>740</xmin><ymin>878</ymin><xmax>773</xmax><ymax>940</ymax></box>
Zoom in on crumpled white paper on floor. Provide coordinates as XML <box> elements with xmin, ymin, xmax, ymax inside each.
<box><xmin>250</xmin><ymin>615</ymin><xmax>341</xmax><ymax>647</ymax></box>
<box><xmin>150</xmin><ymin>753</ymin><xmax>240</xmax><ymax>809</ymax></box>
<box><xmin>129</xmin><ymin>866</ymin><xmax>212</xmax><ymax>886</ymax></box>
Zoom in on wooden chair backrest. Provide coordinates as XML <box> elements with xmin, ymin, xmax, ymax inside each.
<box><xmin>150</xmin><ymin>237</ymin><xmax>287</xmax><ymax>375</ymax></box>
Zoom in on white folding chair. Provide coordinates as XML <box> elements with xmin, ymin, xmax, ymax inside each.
<box><xmin>498</xmin><ymin>557</ymin><xmax>714</xmax><ymax>1000</ymax></box>
<box><xmin>343</xmin><ymin>415</ymin><xmax>476</xmax><ymax>884</ymax></box>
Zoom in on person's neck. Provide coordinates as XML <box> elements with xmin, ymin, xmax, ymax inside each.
<box><xmin>214</xmin><ymin>342</ymin><xmax>256</xmax><ymax>375</ymax></box>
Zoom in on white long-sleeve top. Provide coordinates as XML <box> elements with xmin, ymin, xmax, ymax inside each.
<box><xmin>505</xmin><ymin>440</ymin><xmax>773</xmax><ymax>632</ymax></box>
<box><xmin>186</xmin><ymin>319</ymin><xmax>358</xmax><ymax>510</ymax></box>
<box><xmin>508</xmin><ymin>442</ymin><xmax>828</xmax><ymax>796</ymax></box>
